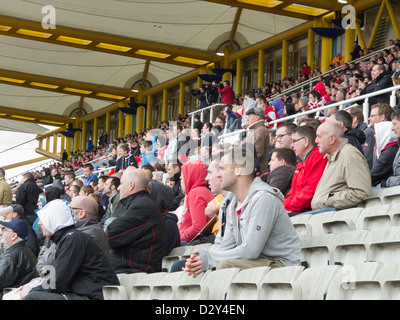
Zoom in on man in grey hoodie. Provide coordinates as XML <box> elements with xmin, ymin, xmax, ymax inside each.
<box><xmin>183</xmin><ymin>148</ymin><xmax>301</xmax><ymax>277</ymax></box>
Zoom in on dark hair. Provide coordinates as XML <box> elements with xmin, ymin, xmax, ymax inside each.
<box><xmin>391</xmin><ymin>109</ymin><xmax>400</xmax><ymax>121</ymax></box>
<box><xmin>331</xmin><ymin>110</ymin><xmax>353</xmax><ymax>130</ymax></box>
<box><xmin>273</xmin><ymin>147</ymin><xmax>297</xmax><ymax>167</ymax></box>
<box><xmin>293</xmin><ymin>125</ymin><xmax>317</xmax><ymax>147</ymax></box>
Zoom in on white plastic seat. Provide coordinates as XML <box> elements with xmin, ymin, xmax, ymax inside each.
<box><xmin>356</xmin><ymin>205</ymin><xmax>391</xmax><ymax>231</ymax></box>
<box><xmin>367</xmin><ymin>227</ymin><xmax>400</xmax><ymax>264</ymax></box>
<box><xmin>150</xmin><ymin>271</ymin><xmax>186</xmax><ymax>300</ymax></box>
<box><xmin>300</xmin><ymin>234</ymin><xmax>335</xmax><ymax>268</ymax></box>
<box><xmin>295</xmin><ymin>265</ymin><xmax>342</xmax><ymax>300</ymax></box>
<box><xmin>162</xmin><ymin>245</ymin><xmax>194</xmax><ymax>272</ymax></box>
<box><xmin>290</xmin><ymin>214</ymin><xmax>312</xmax><ymax>238</ymax></box>
<box><xmin>103</xmin><ymin>272</ymin><xmax>145</xmax><ymax>300</ymax></box>
<box><xmin>326</xmin><ymin>262</ymin><xmax>383</xmax><ymax>300</ymax></box>
<box><xmin>388</xmin><ymin>204</ymin><xmax>400</xmax><ymax>227</ymax></box>
<box><xmin>130</xmin><ymin>272</ymin><xmax>168</xmax><ymax>300</ymax></box>
<box><xmin>176</xmin><ymin>268</ymin><xmax>239</xmax><ymax>300</ymax></box>
<box><xmin>226</xmin><ymin>266</ymin><xmax>271</xmax><ymax>300</ymax></box>
<box><xmin>381</xmin><ymin>186</ymin><xmax>400</xmax><ymax>205</ymax></box>
<box><xmin>175</xmin><ymin>270</ymin><xmax>210</xmax><ymax>300</ymax></box>
<box><xmin>307</xmin><ymin>211</ymin><xmax>337</xmax><ymax>236</ymax></box>
<box><xmin>376</xmin><ymin>263</ymin><xmax>400</xmax><ymax>299</ymax></box>
<box><xmin>332</xmin><ymin>230</ymin><xmax>369</xmax><ymax>266</ymax></box>
<box><xmin>322</xmin><ymin>207</ymin><xmax>363</xmax><ymax>234</ymax></box>
<box><xmin>259</xmin><ymin>266</ymin><xmax>304</xmax><ymax>300</ymax></box>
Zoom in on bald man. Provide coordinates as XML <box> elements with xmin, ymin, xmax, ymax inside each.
<box><xmin>106</xmin><ymin>167</ymin><xmax>168</xmax><ymax>273</ymax></box>
<box><xmin>70</xmin><ymin>196</ymin><xmax>110</xmax><ymax>258</ymax></box>
<box><xmin>310</xmin><ymin>122</ymin><xmax>371</xmax><ymax>213</ymax></box>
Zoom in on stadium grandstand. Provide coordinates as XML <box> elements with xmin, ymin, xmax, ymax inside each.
<box><xmin>1</xmin><ymin>0</ymin><xmax>400</xmax><ymax>304</ymax></box>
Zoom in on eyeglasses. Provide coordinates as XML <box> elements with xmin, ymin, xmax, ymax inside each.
<box><xmin>369</xmin><ymin>114</ymin><xmax>379</xmax><ymax>118</ymax></box>
<box><xmin>276</xmin><ymin>133</ymin><xmax>291</xmax><ymax>139</ymax></box>
<box><xmin>292</xmin><ymin>137</ymin><xmax>306</xmax><ymax>144</ymax></box>
<box><xmin>71</xmin><ymin>207</ymin><xmax>82</xmax><ymax>211</ymax></box>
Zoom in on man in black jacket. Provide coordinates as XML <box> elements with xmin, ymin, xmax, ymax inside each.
<box><xmin>106</xmin><ymin>167</ymin><xmax>168</xmax><ymax>273</ymax></box>
<box><xmin>0</xmin><ymin>219</ymin><xmax>38</xmax><ymax>296</ymax></box>
<box><xmin>23</xmin><ymin>199</ymin><xmax>119</xmax><ymax>300</ymax></box>
<box><xmin>368</xmin><ymin>64</ymin><xmax>393</xmax><ymax>106</ymax></box>
<box><xmin>16</xmin><ymin>172</ymin><xmax>43</xmax><ymax>226</ymax></box>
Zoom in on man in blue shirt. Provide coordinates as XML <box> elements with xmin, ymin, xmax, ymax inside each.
<box><xmin>83</xmin><ymin>163</ymin><xmax>97</xmax><ymax>186</ymax></box>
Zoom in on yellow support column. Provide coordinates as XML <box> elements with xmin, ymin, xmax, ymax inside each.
<box><xmin>105</xmin><ymin>112</ymin><xmax>111</xmax><ymax>136</ymax></box>
<box><xmin>307</xmin><ymin>28</ymin><xmax>315</xmax><ymax>70</ymax></box>
<box><xmin>73</xmin><ymin>115</ymin><xmax>81</xmax><ymax>152</ymax></box>
<box><xmin>118</xmin><ymin>102</ymin><xmax>125</xmax><ymax>137</ymax></box>
<box><xmin>222</xmin><ymin>46</ymin><xmax>232</xmax><ymax>83</ymax></box>
<box><xmin>162</xmin><ymin>89</ymin><xmax>168</xmax><ymax>121</ymax></box>
<box><xmin>368</xmin><ymin>1</ymin><xmax>386</xmax><ymax>49</ymax></box>
<box><xmin>59</xmin><ymin>125</ymin><xmax>65</xmax><ymax>157</ymax></box>
<box><xmin>344</xmin><ymin>27</ymin><xmax>356</xmax><ymax>63</ymax></box>
<box><xmin>258</xmin><ymin>49</ymin><xmax>265</xmax><ymax>88</ymax></box>
<box><xmin>93</xmin><ymin>117</ymin><xmax>98</xmax><ymax>147</ymax></box>
<box><xmin>146</xmin><ymin>95</ymin><xmax>153</xmax><ymax>129</ymax></box>
<box><xmin>136</xmin><ymin>84</ymin><xmax>145</xmax><ymax>132</ymax></box>
<box><xmin>53</xmin><ymin>133</ymin><xmax>58</xmax><ymax>155</ymax></box>
<box><xmin>38</xmin><ymin>138</ymin><xmax>43</xmax><ymax>151</ymax></box>
<box><xmin>81</xmin><ymin>121</ymin><xmax>87</xmax><ymax>151</ymax></box>
<box><xmin>356</xmin><ymin>20</ymin><xmax>367</xmax><ymax>53</ymax></box>
<box><xmin>385</xmin><ymin>0</ymin><xmax>400</xmax><ymax>39</ymax></box>
<box><xmin>45</xmin><ymin>136</ymin><xmax>50</xmax><ymax>152</ymax></box>
<box><xmin>179</xmin><ymin>82</ymin><xmax>185</xmax><ymax>117</ymax></box>
<box><xmin>236</xmin><ymin>58</ymin><xmax>243</xmax><ymax>96</ymax></box>
<box><xmin>198</xmin><ymin>66</ymin><xmax>207</xmax><ymax>88</ymax></box>
<box><xmin>281</xmin><ymin>41</ymin><xmax>289</xmax><ymax>80</ymax></box>
<box><xmin>66</xmin><ymin>137</ymin><xmax>72</xmax><ymax>155</ymax></box>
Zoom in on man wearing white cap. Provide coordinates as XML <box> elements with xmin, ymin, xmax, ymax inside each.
<box><xmin>22</xmin><ymin>199</ymin><xmax>119</xmax><ymax>300</ymax></box>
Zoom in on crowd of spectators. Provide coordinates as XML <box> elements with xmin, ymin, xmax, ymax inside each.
<box><xmin>1</xmin><ymin>39</ymin><xmax>400</xmax><ymax>299</ymax></box>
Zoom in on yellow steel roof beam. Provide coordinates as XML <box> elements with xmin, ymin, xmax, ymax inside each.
<box><xmin>0</xmin><ymin>68</ymin><xmax>134</xmax><ymax>102</ymax></box>
<box><xmin>0</xmin><ymin>15</ymin><xmax>221</xmax><ymax>69</ymax></box>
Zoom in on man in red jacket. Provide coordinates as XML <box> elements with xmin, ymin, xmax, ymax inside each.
<box><xmin>283</xmin><ymin>125</ymin><xmax>327</xmax><ymax>216</ymax></box>
<box><xmin>217</xmin><ymin>80</ymin><xmax>235</xmax><ymax>105</ymax></box>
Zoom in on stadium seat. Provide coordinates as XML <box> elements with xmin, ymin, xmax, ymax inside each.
<box><xmin>259</xmin><ymin>266</ymin><xmax>304</xmax><ymax>300</ymax></box>
<box><xmin>322</xmin><ymin>207</ymin><xmax>363</xmax><ymax>234</ymax></box>
<box><xmin>150</xmin><ymin>271</ymin><xmax>186</xmax><ymax>300</ymax></box>
<box><xmin>175</xmin><ymin>270</ymin><xmax>210</xmax><ymax>300</ymax></box>
<box><xmin>381</xmin><ymin>186</ymin><xmax>400</xmax><ymax>205</ymax></box>
<box><xmin>300</xmin><ymin>234</ymin><xmax>335</xmax><ymax>267</ymax></box>
<box><xmin>367</xmin><ymin>227</ymin><xmax>400</xmax><ymax>264</ymax></box>
<box><xmin>226</xmin><ymin>266</ymin><xmax>271</xmax><ymax>300</ymax></box>
<box><xmin>290</xmin><ymin>214</ymin><xmax>312</xmax><ymax>238</ymax></box>
<box><xmin>388</xmin><ymin>204</ymin><xmax>400</xmax><ymax>227</ymax></box>
<box><xmin>332</xmin><ymin>230</ymin><xmax>369</xmax><ymax>266</ymax></box>
<box><xmin>162</xmin><ymin>246</ymin><xmax>194</xmax><ymax>272</ymax></box>
<box><xmin>326</xmin><ymin>262</ymin><xmax>383</xmax><ymax>300</ymax></box>
<box><xmin>307</xmin><ymin>211</ymin><xmax>337</xmax><ymax>236</ymax></box>
<box><xmin>356</xmin><ymin>205</ymin><xmax>391</xmax><ymax>231</ymax></box>
<box><xmin>376</xmin><ymin>263</ymin><xmax>400</xmax><ymax>300</ymax></box>
<box><xmin>294</xmin><ymin>265</ymin><xmax>342</xmax><ymax>300</ymax></box>
<box><xmin>176</xmin><ymin>268</ymin><xmax>239</xmax><ymax>300</ymax></box>
<box><xmin>103</xmin><ymin>272</ymin><xmax>145</xmax><ymax>300</ymax></box>
<box><xmin>129</xmin><ymin>272</ymin><xmax>168</xmax><ymax>300</ymax></box>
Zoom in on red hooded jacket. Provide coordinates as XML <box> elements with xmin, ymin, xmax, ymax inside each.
<box><xmin>283</xmin><ymin>147</ymin><xmax>327</xmax><ymax>213</ymax></box>
<box><xmin>179</xmin><ymin>160</ymin><xmax>214</xmax><ymax>242</ymax></box>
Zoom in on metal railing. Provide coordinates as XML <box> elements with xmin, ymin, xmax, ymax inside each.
<box><xmin>270</xmin><ymin>45</ymin><xmax>395</xmax><ymax>101</ymax></box>
<box><xmin>218</xmin><ymin>83</ymin><xmax>400</xmax><ymax>144</ymax></box>
<box><xmin>188</xmin><ymin>103</ymin><xmax>226</xmax><ymax>129</ymax></box>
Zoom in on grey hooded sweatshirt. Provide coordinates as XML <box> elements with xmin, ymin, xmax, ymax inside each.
<box><xmin>198</xmin><ymin>178</ymin><xmax>301</xmax><ymax>270</ymax></box>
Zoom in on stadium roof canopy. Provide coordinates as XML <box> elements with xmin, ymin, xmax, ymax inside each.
<box><xmin>0</xmin><ymin>0</ymin><xmax>364</xmax><ymax>132</ymax></box>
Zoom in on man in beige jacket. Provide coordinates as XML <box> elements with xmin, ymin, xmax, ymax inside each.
<box><xmin>245</xmin><ymin>107</ymin><xmax>270</xmax><ymax>174</ymax></box>
<box><xmin>310</xmin><ymin>122</ymin><xmax>372</xmax><ymax>212</ymax></box>
<box><xmin>0</xmin><ymin>168</ymin><xmax>12</xmax><ymax>206</ymax></box>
